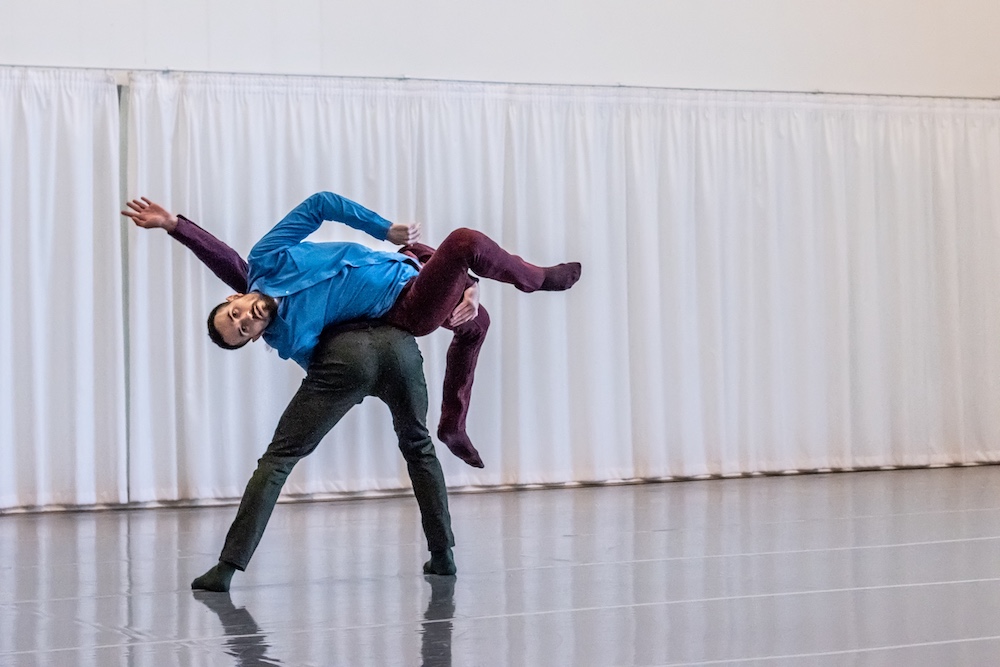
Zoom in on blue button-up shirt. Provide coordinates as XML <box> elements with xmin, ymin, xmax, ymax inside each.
<box><xmin>247</xmin><ymin>192</ymin><xmax>418</xmax><ymax>369</ymax></box>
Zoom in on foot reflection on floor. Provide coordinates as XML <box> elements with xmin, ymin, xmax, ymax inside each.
<box><xmin>193</xmin><ymin>592</ymin><xmax>283</xmax><ymax>667</ymax></box>
<box><xmin>420</xmin><ymin>575</ymin><xmax>456</xmax><ymax>667</ymax></box>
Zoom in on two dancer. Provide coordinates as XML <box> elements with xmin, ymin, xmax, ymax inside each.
<box><xmin>202</xmin><ymin>191</ymin><xmax>581</xmax><ymax>468</ymax></box>
<box><xmin>125</xmin><ymin>201</ymin><xmax>456</xmax><ymax>591</ymax></box>
<box><xmin>124</xmin><ymin>192</ymin><xmax>581</xmax><ymax>590</ymax></box>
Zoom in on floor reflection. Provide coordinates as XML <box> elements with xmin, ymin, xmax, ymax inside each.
<box><xmin>193</xmin><ymin>592</ymin><xmax>283</xmax><ymax>666</ymax></box>
<box><xmin>420</xmin><ymin>574</ymin><xmax>456</xmax><ymax>667</ymax></box>
<box><xmin>12</xmin><ymin>470</ymin><xmax>1000</xmax><ymax>665</ymax></box>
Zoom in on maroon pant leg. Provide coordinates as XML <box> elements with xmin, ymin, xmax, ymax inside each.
<box><xmin>387</xmin><ymin>228</ymin><xmax>545</xmax><ymax>336</ymax></box>
<box><xmin>437</xmin><ymin>306</ymin><xmax>490</xmax><ymax>439</ymax></box>
<box><xmin>388</xmin><ymin>229</ymin><xmax>549</xmax><ymax>467</ymax></box>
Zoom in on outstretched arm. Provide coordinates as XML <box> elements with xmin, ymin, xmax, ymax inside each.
<box><xmin>122</xmin><ymin>197</ymin><xmax>249</xmax><ymax>293</ymax></box>
<box><xmin>248</xmin><ymin>191</ymin><xmax>419</xmax><ymax>262</ymax></box>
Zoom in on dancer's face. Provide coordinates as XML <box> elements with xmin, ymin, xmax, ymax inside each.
<box><xmin>212</xmin><ymin>292</ymin><xmax>277</xmax><ymax>347</ymax></box>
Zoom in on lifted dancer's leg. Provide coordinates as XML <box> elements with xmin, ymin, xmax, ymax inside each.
<box><xmin>388</xmin><ymin>228</ymin><xmax>581</xmax><ymax>336</ymax></box>
<box><xmin>436</xmin><ymin>307</ymin><xmax>490</xmax><ymax>468</ymax></box>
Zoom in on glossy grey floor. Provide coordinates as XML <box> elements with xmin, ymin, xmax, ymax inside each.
<box><xmin>4</xmin><ymin>467</ymin><xmax>1000</xmax><ymax>666</ymax></box>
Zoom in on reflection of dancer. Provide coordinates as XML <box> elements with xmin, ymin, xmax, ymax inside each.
<box><xmin>421</xmin><ymin>575</ymin><xmax>456</xmax><ymax>667</ymax></box>
<box><xmin>124</xmin><ymin>201</ymin><xmax>456</xmax><ymax>592</ymax></box>
<box><xmin>130</xmin><ymin>191</ymin><xmax>581</xmax><ymax>468</ymax></box>
<box><xmin>194</xmin><ymin>591</ymin><xmax>283</xmax><ymax>667</ymax></box>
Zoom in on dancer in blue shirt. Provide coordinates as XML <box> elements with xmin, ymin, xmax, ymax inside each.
<box><xmin>211</xmin><ymin>193</ymin><xmax>422</xmax><ymax>368</ymax></box>
<box><xmin>124</xmin><ymin>198</ymin><xmax>458</xmax><ymax>591</ymax></box>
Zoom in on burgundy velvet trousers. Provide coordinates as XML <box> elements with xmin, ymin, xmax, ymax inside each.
<box><xmin>386</xmin><ymin>228</ymin><xmax>551</xmax><ymax>466</ymax></box>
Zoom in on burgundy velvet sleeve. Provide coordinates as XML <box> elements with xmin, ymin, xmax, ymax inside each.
<box><xmin>169</xmin><ymin>215</ymin><xmax>249</xmax><ymax>293</ymax></box>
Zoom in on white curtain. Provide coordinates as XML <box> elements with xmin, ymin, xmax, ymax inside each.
<box><xmin>0</xmin><ymin>67</ymin><xmax>126</xmax><ymax>510</ymax></box>
<box><xmin>125</xmin><ymin>72</ymin><xmax>1000</xmax><ymax>503</ymax></box>
<box><xmin>624</xmin><ymin>93</ymin><xmax>1000</xmax><ymax>475</ymax></box>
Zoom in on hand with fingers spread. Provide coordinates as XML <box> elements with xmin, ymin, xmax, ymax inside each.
<box><xmin>122</xmin><ymin>197</ymin><xmax>178</xmax><ymax>232</ymax></box>
<box><xmin>387</xmin><ymin>222</ymin><xmax>421</xmax><ymax>245</ymax></box>
<box><xmin>448</xmin><ymin>281</ymin><xmax>480</xmax><ymax>327</ymax></box>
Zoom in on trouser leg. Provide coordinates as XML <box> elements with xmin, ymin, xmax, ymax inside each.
<box><xmin>438</xmin><ymin>306</ymin><xmax>490</xmax><ymax>440</ymax></box>
<box><xmin>386</xmin><ymin>228</ymin><xmax>548</xmax><ymax>336</ymax></box>
<box><xmin>219</xmin><ymin>454</ymin><xmax>301</xmax><ymax>570</ymax></box>
<box><xmin>372</xmin><ymin>326</ymin><xmax>454</xmax><ymax>551</ymax></box>
<box><xmin>219</xmin><ymin>330</ymin><xmax>375</xmax><ymax>570</ymax></box>
<box><xmin>395</xmin><ymin>240</ymin><xmax>489</xmax><ymax>466</ymax></box>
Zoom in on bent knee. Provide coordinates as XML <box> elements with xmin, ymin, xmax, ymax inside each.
<box><xmin>255</xmin><ymin>454</ymin><xmax>298</xmax><ymax>479</ymax></box>
<box><xmin>398</xmin><ymin>434</ymin><xmax>435</xmax><ymax>459</ymax></box>
<box><xmin>474</xmin><ymin>306</ymin><xmax>490</xmax><ymax>332</ymax></box>
<box><xmin>440</xmin><ymin>227</ymin><xmax>484</xmax><ymax>253</ymax></box>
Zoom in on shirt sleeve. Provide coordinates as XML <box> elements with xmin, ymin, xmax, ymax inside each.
<box><xmin>168</xmin><ymin>215</ymin><xmax>250</xmax><ymax>293</ymax></box>
<box><xmin>248</xmin><ymin>192</ymin><xmax>393</xmax><ymax>263</ymax></box>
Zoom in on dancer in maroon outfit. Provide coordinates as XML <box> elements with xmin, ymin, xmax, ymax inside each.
<box><xmin>387</xmin><ymin>230</ymin><xmax>581</xmax><ymax>467</ymax></box>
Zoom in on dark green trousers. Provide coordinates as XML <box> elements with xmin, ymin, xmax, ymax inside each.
<box><xmin>219</xmin><ymin>322</ymin><xmax>454</xmax><ymax>570</ymax></box>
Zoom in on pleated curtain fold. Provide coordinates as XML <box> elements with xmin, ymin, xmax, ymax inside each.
<box><xmin>0</xmin><ymin>67</ymin><xmax>126</xmax><ymax>509</ymax></box>
<box><xmin>4</xmin><ymin>66</ymin><xmax>1000</xmax><ymax>510</ymax></box>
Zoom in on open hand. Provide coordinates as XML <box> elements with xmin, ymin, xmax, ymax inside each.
<box><xmin>448</xmin><ymin>282</ymin><xmax>480</xmax><ymax>327</ymax></box>
<box><xmin>122</xmin><ymin>197</ymin><xmax>178</xmax><ymax>232</ymax></box>
<box><xmin>387</xmin><ymin>222</ymin><xmax>421</xmax><ymax>245</ymax></box>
